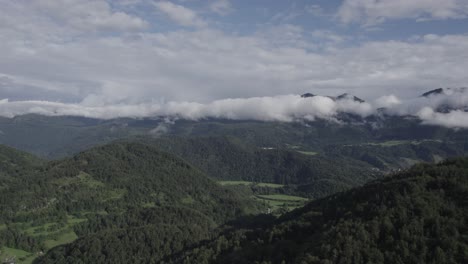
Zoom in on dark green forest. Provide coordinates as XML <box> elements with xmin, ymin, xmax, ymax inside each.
<box><xmin>1</xmin><ymin>122</ymin><xmax>468</xmax><ymax>263</ymax></box>
<box><xmin>143</xmin><ymin>136</ymin><xmax>381</xmax><ymax>198</ymax></box>
<box><xmin>0</xmin><ymin>143</ymin><xmax>261</xmax><ymax>263</ymax></box>
<box><xmin>32</xmin><ymin>155</ymin><xmax>468</xmax><ymax>264</ymax></box>
<box><xmin>168</xmin><ymin>158</ymin><xmax>468</xmax><ymax>264</ymax></box>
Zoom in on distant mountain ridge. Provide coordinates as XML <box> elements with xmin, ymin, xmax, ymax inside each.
<box><xmin>300</xmin><ymin>92</ymin><xmax>365</xmax><ymax>103</ymax></box>
<box><xmin>420</xmin><ymin>87</ymin><xmax>468</xmax><ymax>113</ymax></box>
<box><xmin>301</xmin><ymin>87</ymin><xmax>468</xmax><ymax>103</ymax></box>
<box><xmin>421</xmin><ymin>87</ymin><xmax>468</xmax><ymax>97</ymax></box>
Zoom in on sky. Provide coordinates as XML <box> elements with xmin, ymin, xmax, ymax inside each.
<box><xmin>1</xmin><ymin>0</ymin><xmax>468</xmax><ymax>125</ymax></box>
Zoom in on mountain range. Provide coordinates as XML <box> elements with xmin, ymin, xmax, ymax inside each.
<box><xmin>0</xmin><ymin>88</ymin><xmax>468</xmax><ymax>263</ymax></box>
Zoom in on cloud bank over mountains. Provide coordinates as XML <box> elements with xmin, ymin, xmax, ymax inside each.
<box><xmin>1</xmin><ymin>89</ymin><xmax>468</xmax><ymax>129</ymax></box>
<box><xmin>0</xmin><ymin>1</ymin><xmax>467</xmax><ymax>128</ymax></box>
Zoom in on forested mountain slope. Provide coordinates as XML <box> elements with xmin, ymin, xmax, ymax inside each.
<box><xmin>0</xmin><ymin>144</ymin><xmax>43</xmax><ymax>182</ymax></box>
<box><xmin>144</xmin><ymin>136</ymin><xmax>380</xmax><ymax>198</ymax></box>
<box><xmin>2</xmin><ymin>140</ymin><xmax>468</xmax><ymax>263</ymax></box>
<box><xmin>0</xmin><ymin>143</ymin><xmax>260</xmax><ymax>263</ymax></box>
<box><xmin>167</xmin><ymin>158</ymin><xmax>468</xmax><ymax>264</ymax></box>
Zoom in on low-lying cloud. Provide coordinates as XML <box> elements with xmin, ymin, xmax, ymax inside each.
<box><xmin>0</xmin><ymin>95</ymin><xmax>369</xmax><ymax>121</ymax></box>
<box><xmin>417</xmin><ymin>107</ymin><xmax>468</xmax><ymax>128</ymax></box>
<box><xmin>1</xmin><ymin>89</ymin><xmax>468</xmax><ymax>129</ymax></box>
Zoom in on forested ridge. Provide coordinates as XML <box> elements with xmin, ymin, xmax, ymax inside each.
<box><xmin>167</xmin><ymin>158</ymin><xmax>468</xmax><ymax>264</ymax></box>
<box><xmin>2</xmin><ymin>114</ymin><xmax>468</xmax><ymax>161</ymax></box>
<box><xmin>2</xmin><ymin>140</ymin><xmax>468</xmax><ymax>263</ymax></box>
<box><xmin>143</xmin><ymin>136</ymin><xmax>381</xmax><ymax>198</ymax></box>
<box><xmin>0</xmin><ymin>143</ymin><xmax>261</xmax><ymax>263</ymax></box>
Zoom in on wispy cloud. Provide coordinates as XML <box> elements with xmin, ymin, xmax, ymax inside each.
<box><xmin>33</xmin><ymin>0</ymin><xmax>148</xmax><ymax>32</ymax></box>
<box><xmin>337</xmin><ymin>0</ymin><xmax>468</xmax><ymax>26</ymax></box>
<box><xmin>210</xmin><ymin>0</ymin><xmax>234</xmax><ymax>16</ymax></box>
<box><xmin>154</xmin><ymin>1</ymin><xmax>206</xmax><ymax>27</ymax></box>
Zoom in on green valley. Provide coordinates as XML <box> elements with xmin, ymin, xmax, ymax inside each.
<box><xmin>1</xmin><ymin>116</ymin><xmax>468</xmax><ymax>263</ymax></box>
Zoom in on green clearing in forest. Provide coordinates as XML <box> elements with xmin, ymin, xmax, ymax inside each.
<box><xmin>365</xmin><ymin>139</ymin><xmax>443</xmax><ymax>147</ymax></box>
<box><xmin>296</xmin><ymin>151</ymin><xmax>318</xmax><ymax>156</ymax></box>
<box><xmin>218</xmin><ymin>181</ymin><xmax>284</xmax><ymax>188</ymax></box>
<box><xmin>44</xmin><ymin>230</ymin><xmax>78</xmax><ymax>249</ymax></box>
<box><xmin>256</xmin><ymin>194</ymin><xmax>308</xmax><ymax>201</ymax></box>
<box><xmin>53</xmin><ymin>171</ymin><xmax>104</xmax><ymax>188</ymax></box>
<box><xmin>2</xmin><ymin>215</ymin><xmax>87</xmax><ymax>263</ymax></box>
<box><xmin>0</xmin><ymin>247</ymin><xmax>36</xmax><ymax>264</ymax></box>
<box><xmin>254</xmin><ymin>194</ymin><xmax>309</xmax><ymax>213</ymax></box>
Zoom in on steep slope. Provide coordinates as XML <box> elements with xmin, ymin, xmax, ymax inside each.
<box><xmin>171</xmin><ymin>158</ymin><xmax>468</xmax><ymax>264</ymax></box>
<box><xmin>44</xmin><ymin>142</ymin><xmax>257</xmax><ymax>220</ymax></box>
<box><xmin>421</xmin><ymin>88</ymin><xmax>445</xmax><ymax>97</ymax></box>
<box><xmin>421</xmin><ymin>87</ymin><xmax>467</xmax><ymax>98</ymax></box>
<box><xmin>0</xmin><ymin>144</ymin><xmax>43</xmax><ymax>178</ymax></box>
<box><xmin>0</xmin><ymin>145</ymin><xmax>45</xmax><ymax>232</ymax></box>
<box><xmin>0</xmin><ymin>142</ymin><xmax>260</xmax><ymax>262</ymax></box>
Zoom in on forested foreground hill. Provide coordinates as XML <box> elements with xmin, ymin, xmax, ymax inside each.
<box><xmin>162</xmin><ymin>158</ymin><xmax>468</xmax><ymax>264</ymax></box>
<box><xmin>3</xmin><ymin>142</ymin><xmax>468</xmax><ymax>264</ymax></box>
<box><xmin>0</xmin><ymin>143</ymin><xmax>261</xmax><ymax>263</ymax></box>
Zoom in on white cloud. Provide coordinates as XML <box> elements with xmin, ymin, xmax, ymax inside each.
<box><xmin>1</xmin><ymin>6</ymin><xmax>468</xmax><ymax>105</ymax></box>
<box><xmin>337</xmin><ymin>0</ymin><xmax>468</xmax><ymax>25</ymax></box>
<box><xmin>210</xmin><ymin>0</ymin><xmax>234</xmax><ymax>15</ymax></box>
<box><xmin>417</xmin><ymin>107</ymin><xmax>468</xmax><ymax>128</ymax></box>
<box><xmin>375</xmin><ymin>95</ymin><xmax>401</xmax><ymax>108</ymax></box>
<box><xmin>0</xmin><ymin>1</ymin><xmax>468</xmax><ymax>128</ymax></box>
<box><xmin>382</xmin><ymin>88</ymin><xmax>468</xmax><ymax>116</ymax></box>
<box><xmin>0</xmin><ymin>95</ymin><xmax>372</xmax><ymax>121</ymax></box>
<box><xmin>154</xmin><ymin>1</ymin><xmax>206</xmax><ymax>27</ymax></box>
<box><xmin>3</xmin><ymin>90</ymin><xmax>468</xmax><ymax>130</ymax></box>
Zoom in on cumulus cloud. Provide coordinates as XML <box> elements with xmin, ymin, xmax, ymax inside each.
<box><xmin>154</xmin><ymin>1</ymin><xmax>206</xmax><ymax>27</ymax></box>
<box><xmin>337</xmin><ymin>0</ymin><xmax>468</xmax><ymax>25</ymax></box>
